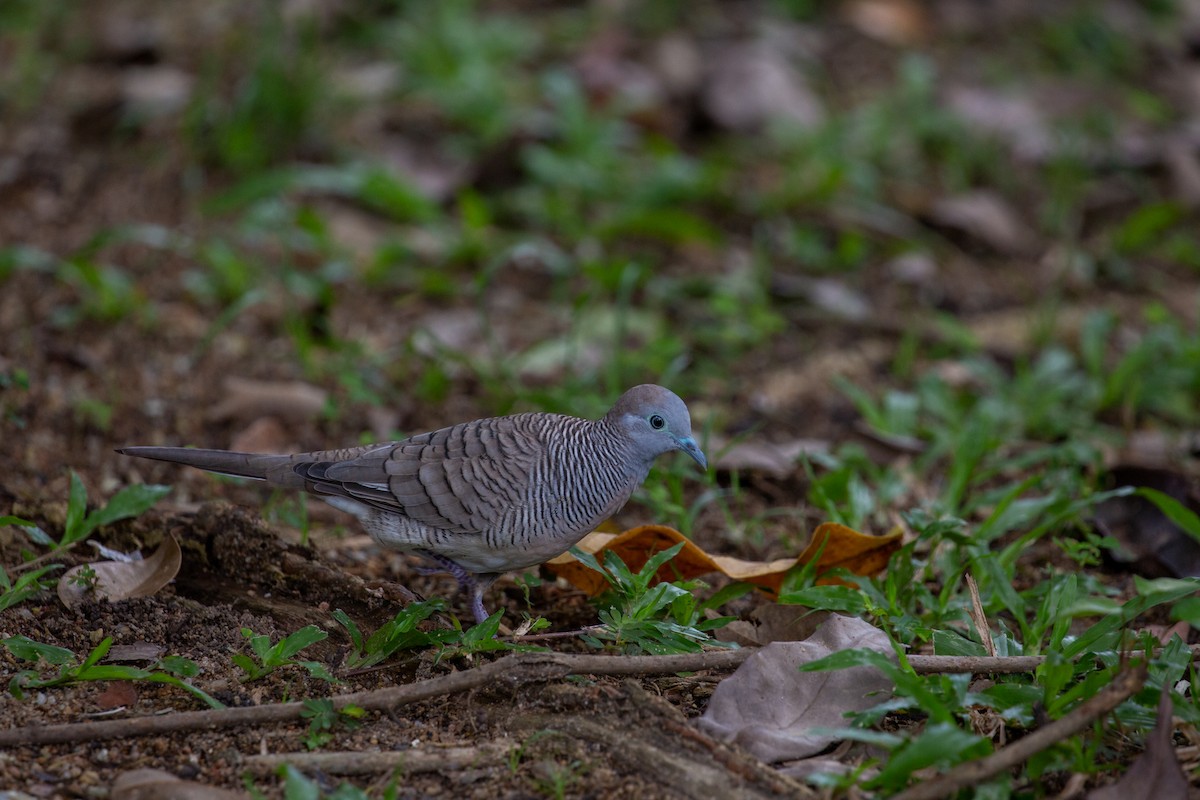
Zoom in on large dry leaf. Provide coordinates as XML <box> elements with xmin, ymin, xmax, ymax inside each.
<box><xmin>229</xmin><ymin>416</ymin><xmax>293</xmax><ymax>455</ymax></box>
<box><xmin>716</xmin><ymin>603</ymin><xmax>827</xmax><ymax>647</ymax></box>
<box><xmin>710</xmin><ymin>435</ymin><xmax>830</xmax><ymax>478</ymax></box>
<box><xmin>546</xmin><ymin>522</ymin><xmax>902</xmax><ymax>596</ymax></box>
<box><xmin>945</xmin><ymin>85</ymin><xmax>1053</xmax><ymax>162</ymax></box>
<box><xmin>702</xmin><ymin>39</ymin><xmax>824</xmax><ymax>132</ymax></box>
<box><xmin>696</xmin><ymin>614</ymin><xmax>893</xmax><ymax>762</ymax></box>
<box><xmin>927</xmin><ymin>190</ymin><xmax>1039</xmax><ymax>256</ymax></box>
<box><xmin>58</xmin><ymin>536</ymin><xmax>182</xmax><ymax>608</ymax></box>
<box><xmin>1088</xmin><ymin>687</ymin><xmax>1188</xmax><ymax>800</ymax></box>
<box><xmin>112</xmin><ymin>768</ymin><xmax>244</xmax><ymax>800</ymax></box>
<box><xmin>207</xmin><ymin>376</ymin><xmax>327</xmax><ymax>423</ymax></box>
<box><xmin>1092</xmin><ymin>465</ymin><xmax>1200</xmax><ymax>578</ymax></box>
<box><xmin>842</xmin><ymin>0</ymin><xmax>930</xmax><ymax>45</ymax></box>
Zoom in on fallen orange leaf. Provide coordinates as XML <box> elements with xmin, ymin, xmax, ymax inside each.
<box><xmin>546</xmin><ymin>522</ymin><xmax>902</xmax><ymax>597</ymax></box>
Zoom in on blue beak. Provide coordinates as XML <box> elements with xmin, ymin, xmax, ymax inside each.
<box><xmin>677</xmin><ymin>436</ymin><xmax>708</xmax><ymax>471</ymax></box>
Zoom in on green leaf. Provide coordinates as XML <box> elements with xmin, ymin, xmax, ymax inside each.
<box><xmin>641</xmin><ymin>541</ymin><xmax>687</xmax><ymax>580</ymax></box>
<box><xmin>75</xmin><ymin>664</ymin><xmax>151</xmax><ymax>682</ymax></box>
<box><xmin>1170</xmin><ymin>596</ymin><xmax>1200</xmax><ymax>627</ymax></box>
<box><xmin>600</xmin><ymin>549</ymin><xmax>637</xmax><ymax>593</ymax></box>
<box><xmin>1064</xmin><ymin>577</ymin><xmax>1200</xmax><ymax>658</ymax></box>
<box><xmin>357</xmin><ymin>168</ymin><xmax>439</xmax><ymax>223</ymax></box>
<box><xmin>932</xmin><ymin>629</ymin><xmax>988</xmax><ymax>657</ymax></box>
<box><xmin>701</xmin><ymin>581</ymin><xmax>755</xmax><ymax>611</ymax></box>
<box><xmin>800</xmin><ymin>647</ymin><xmax>896</xmax><ymax>673</ymax></box>
<box><xmin>78</xmin><ymin>484</ymin><xmax>171</xmax><ymax>539</ymax></box>
<box><xmin>568</xmin><ymin>546</ymin><xmax>605</xmax><ymax>576</ymax></box>
<box><xmin>779</xmin><ymin>585</ymin><xmax>868</xmax><ymax>615</ymax></box>
<box><xmin>869</xmin><ymin>722</ymin><xmax>990</xmax><ymax>789</ymax></box>
<box><xmin>245</xmin><ymin>631</ymin><xmax>273</xmax><ymax>662</ymax></box>
<box><xmin>295</xmin><ymin>660</ymin><xmax>339</xmax><ymax>683</ymax></box>
<box><xmin>273</xmin><ymin>626</ymin><xmax>328</xmax><ymax>662</ymax></box>
<box><xmin>80</xmin><ymin>638</ymin><xmax>114</xmax><ymax>670</ymax></box>
<box><xmin>231</xmin><ymin>654</ymin><xmax>262</xmax><ymax>680</ymax></box>
<box><xmin>3</xmin><ymin>635</ymin><xmax>74</xmax><ymax>665</ymax></box>
<box><xmin>1137</xmin><ymin>488</ymin><xmax>1200</xmax><ymax>545</ymax></box>
<box><xmin>463</xmin><ymin>611</ymin><xmax>505</xmax><ymax>646</ymax></box>
<box><xmin>332</xmin><ymin>609</ymin><xmax>364</xmax><ymax>653</ymax></box>
<box><xmin>141</xmin><ymin>672</ymin><xmax>225</xmax><ymax>709</ymax></box>
<box><xmin>974</xmin><ymin>683</ymin><xmax>1039</xmax><ymax>725</ymax></box>
<box><xmin>0</xmin><ymin>564</ymin><xmax>61</xmax><ymax>611</ymax></box>
<box><xmin>63</xmin><ymin>471</ymin><xmax>88</xmax><ymax>547</ymax></box>
<box><xmin>158</xmin><ymin>656</ymin><xmax>200</xmax><ymax>678</ymax></box>
<box><xmin>280</xmin><ymin>764</ymin><xmax>322</xmax><ymax>800</ymax></box>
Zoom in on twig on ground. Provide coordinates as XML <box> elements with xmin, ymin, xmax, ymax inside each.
<box><xmin>908</xmin><ymin>655</ymin><xmax>1045</xmax><ymax>674</ymax></box>
<box><xmin>0</xmin><ymin>648</ymin><xmax>1170</xmax><ymax>749</ymax></box>
<box><xmin>891</xmin><ymin>663</ymin><xmax>1149</xmax><ymax>800</ymax></box>
<box><xmin>0</xmin><ymin>649</ymin><xmax>751</xmax><ymax>747</ymax></box>
<box><xmin>505</xmin><ymin>624</ymin><xmax>606</xmax><ymax>642</ymax></box>
<box><xmin>242</xmin><ymin>743</ymin><xmax>514</xmax><ymax>776</ymax></box>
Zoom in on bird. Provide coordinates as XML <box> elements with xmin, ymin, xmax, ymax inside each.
<box><xmin>117</xmin><ymin>384</ymin><xmax>707</xmax><ymax>624</ymax></box>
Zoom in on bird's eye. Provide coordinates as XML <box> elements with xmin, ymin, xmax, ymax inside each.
<box><xmin>649</xmin><ymin>414</ymin><xmax>666</xmax><ymax>430</ymax></box>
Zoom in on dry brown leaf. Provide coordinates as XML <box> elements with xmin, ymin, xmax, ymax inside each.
<box><xmin>1164</xmin><ymin>136</ymin><xmax>1200</xmax><ymax>208</ymax></box>
<box><xmin>711</xmin><ymin>436</ymin><xmax>830</xmax><ymax>478</ymax></box>
<box><xmin>546</xmin><ymin>522</ymin><xmax>902</xmax><ymax>596</ymax></box>
<box><xmin>651</xmin><ymin>33</ymin><xmax>703</xmax><ymax>97</ymax></box>
<box><xmin>717</xmin><ymin>603</ymin><xmax>826</xmax><ymax>646</ymax></box>
<box><xmin>945</xmin><ymin>85</ymin><xmax>1053</xmax><ymax>162</ymax></box>
<box><xmin>111</xmin><ymin>768</ymin><xmax>245</xmax><ymax>800</ymax></box>
<box><xmin>121</xmin><ymin>66</ymin><xmax>193</xmax><ymax>118</ymax></box>
<box><xmin>702</xmin><ymin>39</ymin><xmax>824</xmax><ymax>132</ymax></box>
<box><xmin>928</xmin><ymin>190</ymin><xmax>1039</xmax><ymax>256</ymax></box>
<box><xmin>228</xmin><ymin>416</ymin><xmax>292</xmax><ymax>454</ymax></box>
<box><xmin>843</xmin><ymin>0</ymin><xmax>930</xmax><ymax>45</ymax></box>
<box><xmin>96</xmin><ymin>681</ymin><xmax>139</xmax><ymax>710</ymax></box>
<box><xmin>58</xmin><ymin>536</ymin><xmax>182</xmax><ymax>608</ymax></box>
<box><xmin>1088</xmin><ymin>687</ymin><xmax>1188</xmax><ymax>800</ymax></box>
<box><xmin>1092</xmin><ymin>465</ymin><xmax>1200</xmax><ymax>578</ymax></box>
<box><xmin>106</xmin><ymin>642</ymin><xmax>166</xmax><ymax>662</ymax></box>
<box><xmin>207</xmin><ymin>376</ymin><xmax>327</xmax><ymax>424</ymax></box>
<box><xmin>697</xmin><ymin>614</ymin><xmax>894</xmax><ymax>762</ymax></box>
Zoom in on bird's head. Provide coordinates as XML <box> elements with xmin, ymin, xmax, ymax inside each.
<box><xmin>606</xmin><ymin>384</ymin><xmax>707</xmax><ymax>471</ymax></box>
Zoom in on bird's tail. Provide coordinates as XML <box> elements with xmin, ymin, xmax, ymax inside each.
<box><xmin>116</xmin><ymin>446</ymin><xmax>301</xmax><ymax>486</ymax></box>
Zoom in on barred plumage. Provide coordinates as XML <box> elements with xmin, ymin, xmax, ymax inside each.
<box><xmin>117</xmin><ymin>384</ymin><xmax>706</xmax><ymax>623</ymax></box>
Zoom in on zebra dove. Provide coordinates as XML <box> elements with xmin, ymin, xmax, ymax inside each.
<box><xmin>118</xmin><ymin>384</ymin><xmax>707</xmax><ymax>623</ymax></box>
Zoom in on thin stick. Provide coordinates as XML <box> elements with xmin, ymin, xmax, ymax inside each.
<box><xmin>0</xmin><ymin>647</ymin><xmax>1171</xmax><ymax>748</ymax></box>
<box><xmin>243</xmin><ymin>744</ymin><xmax>514</xmax><ymax>776</ymax></box>
<box><xmin>964</xmin><ymin>574</ymin><xmax>996</xmax><ymax>657</ymax></box>
<box><xmin>908</xmin><ymin>655</ymin><xmax>1045</xmax><ymax>674</ymax></box>
<box><xmin>0</xmin><ymin>649</ymin><xmax>750</xmax><ymax>748</ymax></box>
<box><xmin>505</xmin><ymin>624</ymin><xmax>607</xmax><ymax>642</ymax></box>
<box><xmin>891</xmin><ymin>664</ymin><xmax>1148</xmax><ymax>800</ymax></box>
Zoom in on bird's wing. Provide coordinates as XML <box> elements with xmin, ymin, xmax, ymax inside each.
<box><xmin>301</xmin><ymin>415</ymin><xmax>548</xmax><ymax>533</ymax></box>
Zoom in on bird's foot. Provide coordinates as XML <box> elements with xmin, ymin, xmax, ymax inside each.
<box><xmin>415</xmin><ymin>551</ymin><xmax>499</xmax><ymax>625</ymax></box>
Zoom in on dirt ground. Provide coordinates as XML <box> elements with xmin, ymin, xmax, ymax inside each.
<box><xmin>0</xmin><ymin>49</ymin><xmax>831</xmax><ymax>798</ymax></box>
<box><xmin>4</xmin><ymin>1</ymin><xmax>1200</xmax><ymax>798</ymax></box>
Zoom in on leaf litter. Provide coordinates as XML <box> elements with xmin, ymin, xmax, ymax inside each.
<box><xmin>697</xmin><ymin>613</ymin><xmax>893</xmax><ymax>762</ymax></box>
<box><xmin>57</xmin><ymin>535</ymin><xmax>182</xmax><ymax>608</ymax></box>
<box><xmin>3</xmin><ymin>0</ymin><xmax>1200</xmax><ymax>796</ymax></box>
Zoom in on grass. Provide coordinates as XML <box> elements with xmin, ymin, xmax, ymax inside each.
<box><xmin>0</xmin><ymin>471</ymin><xmax>170</xmax><ymax>611</ymax></box>
<box><xmin>233</xmin><ymin>625</ymin><xmax>337</xmax><ymax>683</ymax></box>
<box><xmin>4</xmin><ymin>0</ymin><xmax>1200</xmax><ymax>795</ymax></box>
<box><xmin>3</xmin><ymin>635</ymin><xmax>223</xmax><ymax>709</ymax></box>
<box><xmin>571</xmin><ymin>541</ymin><xmax>736</xmax><ymax>655</ymax></box>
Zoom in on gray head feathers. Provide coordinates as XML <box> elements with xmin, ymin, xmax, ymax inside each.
<box><xmin>605</xmin><ymin>384</ymin><xmax>707</xmax><ymax>470</ymax></box>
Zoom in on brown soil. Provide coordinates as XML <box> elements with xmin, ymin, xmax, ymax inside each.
<box><xmin>3</xmin><ymin>1</ymin><xmax>1197</xmax><ymax>798</ymax></box>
